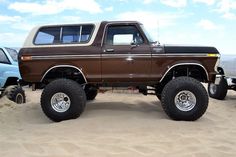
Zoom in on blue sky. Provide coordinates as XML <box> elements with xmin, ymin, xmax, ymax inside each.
<box><xmin>0</xmin><ymin>0</ymin><xmax>236</xmax><ymax>54</ymax></box>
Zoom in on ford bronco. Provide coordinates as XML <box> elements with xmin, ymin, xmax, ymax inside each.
<box><xmin>18</xmin><ymin>21</ymin><xmax>221</xmax><ymax>122</ymax></box>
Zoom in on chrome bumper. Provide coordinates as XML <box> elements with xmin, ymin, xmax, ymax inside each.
<box><xmin>214</xmin><ymin>75</ymin><xmax>223</xmax><ymax>85</ymax></box>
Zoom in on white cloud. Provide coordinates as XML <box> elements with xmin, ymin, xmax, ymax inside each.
<box><xmin>216</xmin><ymin>0</ymin><xmax>235</xmax><ymax>13</ymax></box>
<box><xmin>118</xmin><ymin>0</ymin><xmax>128</xmax><ymax>2</ymax></box>
<box><xmin>215</xmin><ymin>0</ymin><xmax>236</xmax><ymax>19</ymax></box>
<box><xmin>0</xmin><ymin>33</ymin><xmax>27</xmax><ymax>47</ymax></box>
<box><xmin>0</xmin><ymin>15</ymin><xmax>21</xmax><ymax>23</ymax></box>
<box><xmin>105</xmin><ymin>6</ymin><xmax>113</xmax><ymax>12</ymax></box>
<box><xmin>222</xmin><ymin>12</ymin><xmax>236</xmax><ymax>20</ymax></box>
<box><xmin>0</xmin><ymin>0</ymin><xmax>7</xmax><ymax>3</ymax></box>
<box><xmin>197</xmin><ymin>19</ymin><xmax>220</xmax><ymax>30</ymax></box>
<box><xmin>117</xmin><ymin>11</ymin><xmax>186</xmax><ymax>41</ymax></box>
<box><xmin>193</xmin><ymin>0</ymin><xmax>215</xmax><ymax>5</ymax></box>
<box><xmin>0</xmin><ymin>14</ymin><xmax>35</xmax><ymax>31</ymax></box>
<box><xmin>11</xmin><ymin>22</ymin><xmax>35</xmax><ymax>31</ymax></box>
<box><xmin>160</xmin><ymin>0</ymin><xmax>187</xmax><ymax>8</ymax></box>
<box><xmin>117</xmin><ymin>11</ymin><xmax>183</xmax><ymax>29</ymax></box>
<box><xmin>8</xmin><ymin>0</ymin><xmax>102</xmax><ymax>15</ymax></box>
<box><xmin>143</xmin><ymin>0</ymin><xmax>154</xmax><ymax>4</ymax></box>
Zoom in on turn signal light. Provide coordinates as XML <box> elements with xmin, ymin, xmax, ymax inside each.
<box><xmin>207</xmin><ymin>53</ymin><xmax>219</xmax><ymax>57</ymax></box>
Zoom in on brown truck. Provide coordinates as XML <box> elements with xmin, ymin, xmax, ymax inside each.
<box><xmin>18</xmin><ymin>21</ymin><xmax>221</xmax><ymax>122</ymax></box>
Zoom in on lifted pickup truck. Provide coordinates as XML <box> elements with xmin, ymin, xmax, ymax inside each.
<box><xmin>19</xmin><ymin>21</ymin><xmax>220</xmax><ymax>122</ymax></box>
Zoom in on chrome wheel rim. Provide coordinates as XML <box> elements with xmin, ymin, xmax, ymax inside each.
<box><xmin>16</xmin><ymin>93</ymin><xmax>23</xmax><ymax>104</ymax></box>
<box><xmin>174</xmin><ymin>90</ymin><xmax>196</xmax><ymax>112</ymax></box>
<box><xmin>209</xmin><ymin>83</ymin><xmax>217</xmax><ymax>94</ymax></box>
<box><xmin>51</xmin><ymin>92</ymin><xmax>71</xmax><ymax>113</ymax></box>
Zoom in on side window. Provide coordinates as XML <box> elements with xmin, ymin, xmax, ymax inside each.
<box><xmin>34</xmin><ymin>27</ymin><xmax>61</xmax><ymax>45</ymax></box>
<box><xmin>5</xmin><ymin>48</ymin><xmax>18</xmax><ymax>62</ymax></box>
<box><xmin>0</xmin><ymin>49</ymin><xmax>10</xmax><ymax>64</ymax></box>
<box><xmin>34</xmin><ymin>25</ymin><xmax>94</xmax><ymax>45</ymax></box>
<box><xmin>106</xmin><ymin>25</ymin><xmax>144</xmax><ymax>45</ymax></box>
<box><xmin>62</xmin><ymin>25</ymin><xmax>94</xmax><ymax>44</ymax></box>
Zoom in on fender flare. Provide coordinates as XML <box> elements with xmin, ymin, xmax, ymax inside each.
<box><xmin>40</xmin><ymin>65</ymin><xmax>87</xmax><ymax>83</ymax></box>
<box><xmin>159</xmin><ymin>63</ymin><xmax>209</xmax><ymax>82</ymax></box>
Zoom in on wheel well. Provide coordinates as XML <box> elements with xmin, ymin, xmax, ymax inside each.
<box><xmin>4</xmin><ymin>77</ymin><xmax>19</xmax><ymax>87</ymax></box>
<box><xmin>156</xmin><ymin>65</ymin><xmax>208</xmax><ymax>94</ymax></box>
<box><xmin>41</xmin><ymin>66</ymin><xmax>87</xmax><ymax>85</ymax></box>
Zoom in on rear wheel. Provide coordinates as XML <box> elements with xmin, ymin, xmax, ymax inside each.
<box><xmin>41</xmin><ymin>79</ymin><xmax>86</xmax><ymax>122</ymax></box>
<box><xmin>161</xmin><ymin>77</ymin><xmax>208</xmax><ymax>121</ymax></box>
<box><xmin>208</xmin><ymin>78</ymin><xmax>228</xmax><ymax>100</ymax></box>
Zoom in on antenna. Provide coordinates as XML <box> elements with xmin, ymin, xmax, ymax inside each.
<box><xmin>157</xmin><ymin>20</ymin><xmax>160</xmax><ymax>45</ymax></box>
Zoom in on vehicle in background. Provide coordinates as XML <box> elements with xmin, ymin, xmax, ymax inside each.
<box><xmin>208</xmin><ymin>55</ymin><xmax>236</xmax><ymax>100</ymax></box>
<box><xmin>0</xmin><ymin>47</ymin><xmax>26</xmax><ymax>104</ymax></box>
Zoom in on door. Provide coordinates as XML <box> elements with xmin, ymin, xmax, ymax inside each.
<box><xmin>101</xmin><ymin>24</ymin><xmax>151</xmax><ymax>83</ymax></box>
<box><xmin>0</xmin><ymin>49</ymin><xmax>11</xmax><ymax>87</ymax></box>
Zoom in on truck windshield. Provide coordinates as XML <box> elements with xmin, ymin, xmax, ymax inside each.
<box><xmin>5</xmin><ymin>48</ymin><xmax>18</xmax><ymax>62</ymax></box>
<box><xmin>139</xmin><ymin>24</ymin><xmax>155</xmax><ymax>43</ymax></box>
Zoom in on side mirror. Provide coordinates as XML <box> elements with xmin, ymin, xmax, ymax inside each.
<box><xmin>131</xmin><ymin>42</ymin><xmax>138</xmax><ymax>48</ymax></box>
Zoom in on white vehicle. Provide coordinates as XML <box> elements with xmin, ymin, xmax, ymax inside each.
<box><xmin>208</xmin><ymin>55</ymin><xmax>236</xmax><ymax>100</ymax></box>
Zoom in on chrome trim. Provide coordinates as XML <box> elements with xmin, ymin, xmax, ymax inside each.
<box><xmin>79</xmin><ymin>25</ymin><xmax>82</xmax><ymax>43</ymax></box>
<box><xmin>51</xmin><ymin>92</ymin><xmax>71</xmax><ymax>113</ymax></box>
<box><xmin>174</xmin><ymin>90</ymin><xmax>196</xmax><ymax>112</ymax></box>
<box><xmin>32</xmin><ymin>55</ymin><xmax>100</xmax><ymax>60</ymax></box>
<box><xmin>159</xmin><ymin>63</ymin><xmax>209</xmax><ymax>82</ymax></box>
<box><xmin>31</xmin><ymin>54</ymin><xmax>151</xmax><ymax>60</ymax></box>
<box><xmin>214</xmin><ymin>75</ymin><xmax>222</xmax><ymax>85</ymax></box>
<box><xmin>102</xmin><ymin>54</ymin><xmax>150</xmax><ymax>58</ymax></box>
<box><xmin>214</xmin><ymin>55</ymin><xmax>220</xmax><ymax>72</ymax></box>
<box><xmin>59</xmin><ymin>27</ymin><xmax>63</xmax><ymax>41</ymax></box>
<box><xmin>30</xmin><ymin>53</ymin><xmax>216</xmax><ymax>60</ymax></box>
<box><xmin>40</xmin><ymin>65</ymin><xmax>87</xmax><ymax>83</ymax></box>
<box><xmin>152</xmin><ymin>53</ymin><xmax>214</xmax><ymax>57</ymax></box>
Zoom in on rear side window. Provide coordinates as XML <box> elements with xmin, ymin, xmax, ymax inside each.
<box><xmin>62</xmin><ymin>25</ymin><xmax>93</xmax><ymax>44</ymax></box>
<box><xmin>34</xmin><ymin>27</ymin><xmax>61</xmax><ymax>45</ymax></box>
<box><xmin>0</xmin><ymin>49</ymin><xmax>10</xmax><ymax>64</ymax></box>
<box><xmin>34</xmin><ymin>25</ymin><xmax>94</xmax><ymax>45</ymax></box>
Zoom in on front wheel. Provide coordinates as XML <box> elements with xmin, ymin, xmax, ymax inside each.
<box><xmin>41</xmin><ymin>79</ymin><xmax>86</xmax><ymax>122</ymax></box>
<box><xmin>161</xmin><ymin>77</ymin><xmax>208</xmax><ymax>121</ymax></box>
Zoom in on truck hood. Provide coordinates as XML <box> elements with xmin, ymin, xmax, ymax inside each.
<box><xmin>164</xmin><ymin>45</ymin><xmax>219</xmax><ymax>54</ymax></box>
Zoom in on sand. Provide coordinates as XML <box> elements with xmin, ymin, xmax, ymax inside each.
<box><xmin>0</xmin><ymin>87</ymin><xmax>236</xmax><ymax>157</ymax></box>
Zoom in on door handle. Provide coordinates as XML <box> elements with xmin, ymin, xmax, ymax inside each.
<box><xmin>105</xmin><ymin>49</ymin><xmax>114</xmax><ymax>52</ymax></box>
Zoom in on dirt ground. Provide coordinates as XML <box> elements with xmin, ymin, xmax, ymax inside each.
<box><xmin>0</xmin><ymin>88</ymin><xmax>236</xmax><ymax>157</ymax></box>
